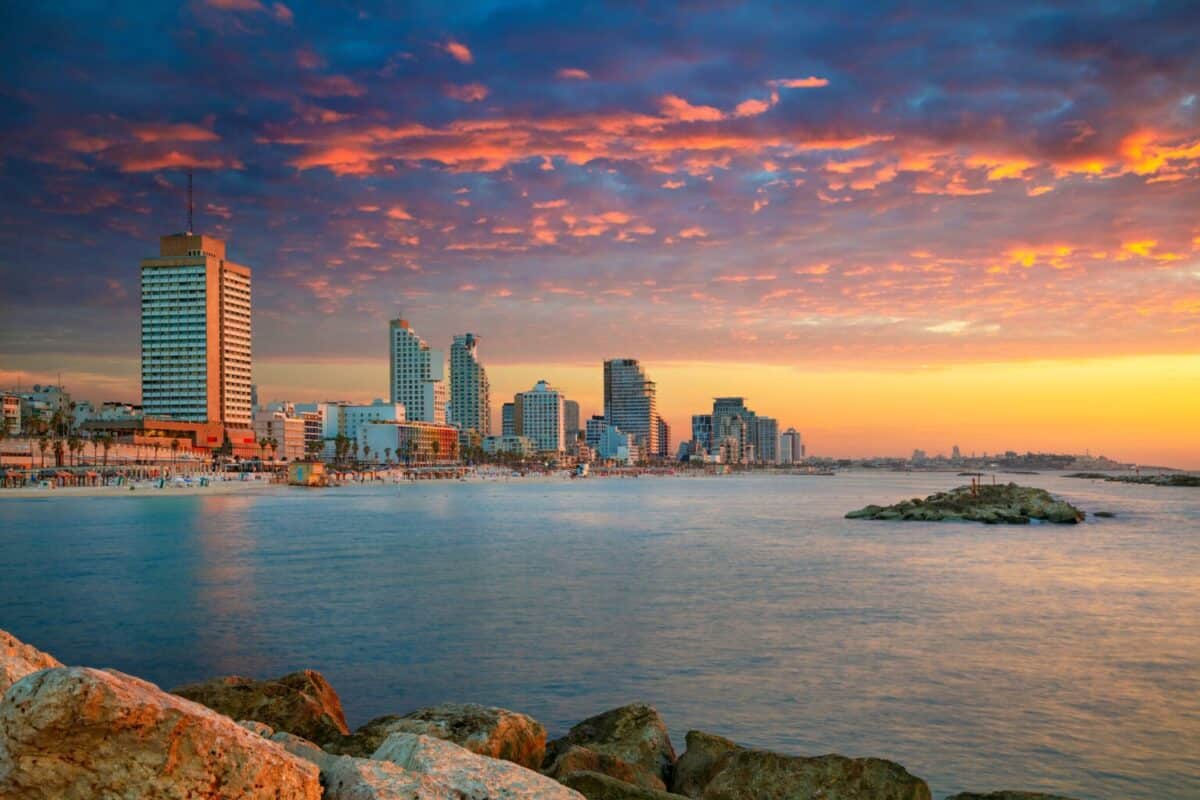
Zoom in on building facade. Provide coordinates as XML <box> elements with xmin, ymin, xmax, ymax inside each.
<box><xmin>655</xmin><ymin>417</ymin><xmax>670</xmax><ymax>459</ymax></box>
<box><xmin>481</xmin><ymin>434</ymin><xmax>536</xmax><ymax>457</ymax></box>
<box><xmin>449</xmin><ymin>333</ymin><xmax>490</xmax><ymax>436</ymax></box>
<box><xmin>358</xmin><ymin>421</ymin><xmax>460</xmax><ymax>465</ymax></box>
<box><xmin>585</xmin><ymin>414</ymin><xmax>607</xmax><ymax>451</ymax></box>
<box><xmin>517</xmin><ymin>380</ymin><xmax>565</xmax><ymax>453</ymax></box>
<box><xmin>501</xmin><ymin>402</ymin><xmax>515</xmax><ymax>436</ymax></box>
<box><xmin>779</xmin><ymin>428</ymin><xmax>804</xmax><ymax>463</ymax></box>
<box><xmin>253</xmin><ymin>409</ymin><xmax>306</xmax><ymax>461</ymax></box>
<box><xmin>2</xmin><ymin>394</ymin><xmax>21</xmax><ymax>435</ymax></box>
<box><xmin>603</xmin><ymin>358</ymin><xmax>658</xmax><ymax>455</ymax></box>
<box><xmin>389</xmin><ymin>319</ymin><xmax>447</xmax><ymax>424</ymax></box>
<box><xmin>564</xmin><ymin>400</ymin><xmax>581</xmax><ymax>442</ymax></box>
<box><xmin>755</xmin><ymin>416</ymin><xmax>779</xmax><ymax>464</ymax></box>
<box><xmin>141</xmin><ymin>233</ymin><xmax>252</xmax><ymax>426</ymax></box>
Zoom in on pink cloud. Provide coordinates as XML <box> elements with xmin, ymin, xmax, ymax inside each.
<box><xmin>768</xmin><ymin>76</ymin><xmax>830</xmax><ymax>89</ymax></box>
<box><xmin>443</xmin><ymin>40</ymin><xmax>473</xmax><ymax>64</ymax></box>
<box><xmin>557</xmin><ymin>68</ymin><xmax>591</xmax><ymax>80</ymax></box>
<box><xmin>659</xmin><ymin>95</ymin><xmax>724</xmax><ymax>122</ymax></box>
<box><xmin>444</xmin><ymin>82</ymin><xmax>489</xmax><ymax>102</ymax></box>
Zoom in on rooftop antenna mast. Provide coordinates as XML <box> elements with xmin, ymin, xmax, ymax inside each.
<box><xmin>187</xmin><ymin>170</ymin><xmax>194</xmax><ymax>234</ymax></box>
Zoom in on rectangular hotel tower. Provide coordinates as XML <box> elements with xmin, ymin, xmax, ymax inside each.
<box><xmin>140</xmin><ymin>233</ymin><xmax>252</xmax><ymax>426</ymax></box>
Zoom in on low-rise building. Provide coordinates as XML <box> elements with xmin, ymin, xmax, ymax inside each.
<box><xmin>481</xmin><ymin>434</ymin><xmax>536</xmax><ymax>457</ymax></box>
<box><xmin>1</xmin><ymin>393</ymin><xmax>20</xmax><ymax>435</ymax></box>
<box><xmin>358</xmin><ymin>420</ymin><xmax>460</xmax><ymax>465</ymax></box>
<box><xmin>253</xmin><ymin>409</ymin><xmax>306</xmax><ymax>461</ymax></box>
<box><xmin>597</xmin><ymin>425</ymin><xmax>638</xmax><ymax>465</ymax></box>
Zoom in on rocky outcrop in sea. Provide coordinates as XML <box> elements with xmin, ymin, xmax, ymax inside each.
<box><xmin>0</xmin><ymin>628</ymin><xmax>1082</xmax><ymax>799</ymax></box>
<box><xmin>846</xmin><ymin>483</ymin><xmax>1083</xmax><ymax>524</ymax></box>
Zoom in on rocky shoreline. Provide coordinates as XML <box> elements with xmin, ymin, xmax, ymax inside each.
<box><xmin>1066</xmin><ymin>472</ymin><xmax>1200</xmax><ymax>487</ymax></box>
<box><xmin>0</xmin><ymin>628</ymin><xmax>1087</xmax><ymax>799</ymax></box>
<box><xmin>845</xmin><ymin>483</ymin><xmax>1083</xmax><ymax>524</ymax></box>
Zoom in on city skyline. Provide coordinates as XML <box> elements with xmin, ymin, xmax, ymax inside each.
<box><xmin>1</xmin><ymin>3</ymin><xmax>1198</xmax><ymax>467</ymax></box>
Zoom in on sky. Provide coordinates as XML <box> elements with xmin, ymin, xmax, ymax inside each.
<box><xmin>0</xmin><ymin>1</ymin><xmax>1198</xmax><ymax>467</ymax></box>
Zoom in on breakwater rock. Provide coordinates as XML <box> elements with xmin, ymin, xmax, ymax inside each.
<box><xmin>846</xmin><ymin>483</ymin><xmax>1083</xmax><ymax>524</ymax></box>
<box><xmin>1</xmin><ymin>628</ymin><xmax>1082</xmax><ymax>799</ymax></box>
<box><xmin>1066</xmin><ymin>472</ymin><xmax>1200</xmax><ymax>487</ymax></box>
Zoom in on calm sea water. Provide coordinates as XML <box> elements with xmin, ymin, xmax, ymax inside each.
<box><xmin>1</xmin><ymin>473</ymin><xmax>1197</xmax><ymax>799</ymax></box>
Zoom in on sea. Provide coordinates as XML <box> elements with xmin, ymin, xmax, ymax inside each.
<box><xmin>1</xmin><ymin>471</ymin><xmax>1197</xmax><ymax>799</ymax></box>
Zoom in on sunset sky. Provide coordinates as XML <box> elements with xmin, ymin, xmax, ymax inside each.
<box><xmin>1</xmin><ymin>2</ymin><xmax>1198</xmax><ymax>466</ymax></box>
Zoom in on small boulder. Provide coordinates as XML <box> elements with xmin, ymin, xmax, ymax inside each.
<box><xmin>374</xmin><ymin>732</ymin><xmax>584</xmax><ymax>799</ymax></box>
<box><xmin>698</xmin><ymin>748</ymin><xmax>930</xmax><ymax>800</ymax></box>
<box><xmin>559</xmin><ymin>770</ymin><xmax>692</xmax><ymax>800</ymax></box>
<box><xmin>0</xmin><ymin>628</ymin><xmax>62</xmax><ymax>697</ymax></box>
<box><xmin>0</xmin><ymin>666</ymin><xmax>321</xmax><ymax>799</ymax></box>
<box><xmin>670</xmin><ymin>731</ymin><xmax>739</xmax><ymax>797</ymax></box>
<box><xmin>544</xmin><ymin>704</ymin><xmax>677</xmax><ymax>785</ymax></box>
<box><xmin>238</xmin><ymin>718</ymin><xmax>276</xmax><ymax>737</ymax></box>
<box><xmin>329</xmin><ymin>703</ymin><xmax>545</xmax><ymax>768</ymax></box>
<box><xmin>545</xmin><ymin>744</ymin><xmax>667</xmax><ymax>791</ymax></box>
<box><xmin>172</xmin><ymin>668</ymin><xmax>349</xmax><ymax>743</ymax></box>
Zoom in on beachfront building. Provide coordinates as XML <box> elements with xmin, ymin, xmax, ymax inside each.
<box><xmin>603</xmin><ymin>358</ymin><xmax>657</xmax><ymax>455</ymax></box>
<box><xmin>516</xmin><ymin>380</ymin><xmax>565</xmax><ymax>453</ymax></box>
<box><xmin>501</xmin><ymin>402</ymin><xmax>515</xmax><ymax>436</ymax></box>
<box><xmin>253</xmin><ymin>409</ymin><xmax>306</xmax><ymax>461</ymax></box>
<box><xmin>342</xmin><ymin>401</ymin><xmax>406</xmax><ymax>441</ymax></box>
<box><xmin>358</xmin><ymin>420</ymin><xmax>460</xmax><ymax>465</ymax></box>
<box><xmin>389</xmin><ymin>319</ymin><xmax>447</xmax><ymax>424</ymax></box>
<box><xmin>585</xmin><ymin>414</ymin><xmax>606</xmax><ymax>451</ymax></box>
<box><xmin>450</xmin><ymin>333</ymin><xmax>490</xmax><ymax>437</ymax></box>
<box><xmin>597</xmin><ymin>425</ymin><xmax>638</xmax><ymax>465</ymax></box>
<box><xmin>481</xmin><ymin>434</ymin><xmax>536</xmax><ymax>457</ymax></box>
<box><xmin>656</xmin><ymin>416</ymin><xmax>670</xmax><ymax>459</ymax></box>
<box><xmin>779</xmin><ymin>428</ymin><xmax>803</xmax><ymax>463</ymax></box>
<box><xmin>564</xmin><ymin>400</ymin><xmax>581</xmax><ymax>442</ymax></box>
<box><xmin>756</xmin><ymin>416</ymin><xmax>779</xmax><ymax>464</ymax></box>
<box><xmin>2</xmin><ymin>393</ymin><xmax>22</xmax><ymax>435</ymax></box>
<box><xmin>141</xmin><ymin>232</ymin><xmax>252</xmax><ymax>426</ymax></box>
<box><xmin>691</xmin><ymin>414</ymin><xmax>713</xmax><ymax>455</ymax></box>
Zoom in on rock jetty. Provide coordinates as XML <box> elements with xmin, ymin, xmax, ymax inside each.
<box><xmin>846</xmin><ymin>483</ymin><xmax>1083</xmax><ymax>524</ymax></box>
<box><xmin>1066</xmin><ymin>472</ymin><xmax>1200</xmax><ymax>487</ymax></box>
<box><xmin>0</xmin><ymin>628</ymin><xmax>1083</xmax><ymax>799</ymax></box>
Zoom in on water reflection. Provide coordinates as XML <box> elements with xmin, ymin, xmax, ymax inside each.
<box><xmin>0</xmin><ymin>473</ymin><xmax>1196</xmax><ymax>799</ymax></box>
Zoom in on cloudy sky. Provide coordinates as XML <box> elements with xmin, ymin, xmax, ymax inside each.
<box><xmin>1</xmin><ymin>1</ymin><xmax>1198</xmax><ymax>465</ymax></box>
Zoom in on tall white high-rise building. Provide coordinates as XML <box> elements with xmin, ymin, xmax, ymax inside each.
<box><xmin>389</xmin><ymin>319</ymin><xmax>447</xmax><ymax>424</ymax></box>
<box><xmin>603</xmin><ymin>358</ymin><xmax>657</xmax><ymax>455</ymax></box>
<box><xmin>779</xmin><ymin>427</ymin><xmax>803</xmax><ymax>464</ymax></box>
<box><xmin>140</xmin><ymin>232</ymin><xmax>252</xmax><ymax>426</ymax></box>
<box><xmin>450</xmin><ymin>333</ymin><xmax>490</xmax><ymax>436</ymax></box>
<box><xmin>516</xmin><ymin>380</ymin><xmax>565</xmax><ymax>453</ymax></box>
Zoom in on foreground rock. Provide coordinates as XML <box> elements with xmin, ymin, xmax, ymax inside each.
<box><xmin>947</xmin><ymin>793</ymin><xmax>1080</xmax><ymax>800</ymax></box>
<box><xmin>559</xmin><ymin>770</ymin><xmax>690</xmax><ymax>800</ymax></box>
<box><xmin>0</xmin><ymin>628</ymin><xmax>62</xmax><ymax>697</ymax></box>
<box><xmin>545</xmin><ymin>744</ymin><xmax>668</xmax><ymax>791</ymax></box>
<box><xmin>376</xmin><ymin>732</ymin><xmax>584</xmax><ymax>799</ymax></box>
<box><xmin>173</xmin><ymin>668</ymin><xmax>350</xmax><ymax>743</ymax></box>
<box><xmin>0</xmin><ymin>666</ymin><xmax>321</xmax><ymax>799</ymax></box>
<box><xmin>328</xmin><ymin>703</ymin><xmax>545</xmax><ymax>768</ymax></box>
<box><xmin>846</xmin><ymin>483</ymin><xmax>1083</xmax><ymax>524</ymax></box>
<box><xmin>544</xmin><ymin>704</ymin><xmax>677</xmax><ymax>785</ymax></box>
<box><xmin>671</xmin><ymin>730</ymin><xmax>930</xmax><ymax>800</ymax></box>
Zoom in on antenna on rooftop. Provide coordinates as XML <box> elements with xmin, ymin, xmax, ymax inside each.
<box><xmin>187</xmin><ymin>170</ymin><xmax>194</xmax><ymax>234</ymax></box>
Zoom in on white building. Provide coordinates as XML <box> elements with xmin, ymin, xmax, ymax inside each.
<box><xmin>253</xmin><ymin>409</ymin><xmax>306</xmax><ymax>461</ymax></box>
<box><xmin>389</xmin><ymin>319</ymin><xmax>447</xmax><ymax>424</ymax></box>
<box><xmin>779</xmin><ymin>428</ymin><xmax>804</xmax><ymax>463</ymax></box>
<box><xmin>342</xmin><ymin>401</ymin><xmax>406</xmax><ymax>441</ymax></box>
<box><xmin>450</xmin><ymin>333</ymin><xmax>490</xmax><ymax>436</ymax></box>
<box><xmin>140</xmin><ymin>233</ymin><xmax>252</xmax><ymax>425</ymax></box>
<box><xmin>597</xmin><ymin>424</ymin><xmax>638</xmax><ymax>464</ymax></box>
<box><xmin>481</xmin><ymin>434</ymin><xmax>536</xmax><ymax>457</ymax></box>
<box><xmin>516</xmin><ymin>380</ymin><xmax>565</xmax><ymax>453</ymax></box>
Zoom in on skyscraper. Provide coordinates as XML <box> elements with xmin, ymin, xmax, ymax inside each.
<box><xmin>140</xmin><ymin>232</ymin><xmax>252</xmax><ymax>425</ymax></box>
<box><xmin>779</xmin><ymin>428</ymin><xmax>803</xmax><ymax>463</ymax></box>
<box><xmin>603</xmin><ymin>358</ymin><xmax>657</xmax><ymax>455</ymax></box>
<box><xmin>516</xmin><ymin>380</ymin><xmax>565</xmax><ymax>452</ymax></box>
<box><xmin>389</xmin><ymin>319</ymin><xmax>447</xmax><ymax>423</ymax></box>
<box><xmin>450</xmin><ymin>333</ymin><xmax>490</xmax><ymax>436</ymax></box>
<box><xmin>755</xmin><ymin>416</ymin><xmax>778</xmax><ymax>464</ymax></box>
<box><xmin>564</xmin><ymin>399</ymin><xmax>581</xmax><ymax>442</ymax></box>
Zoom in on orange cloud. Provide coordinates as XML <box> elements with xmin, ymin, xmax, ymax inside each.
<box><xmin>557</xmin><ymin>68</ymin><xmax>590</xmax><ymax>80</ymax></box>
<box><xmin>444</xmin><ymin>83</ymin><xmax>489</xmax><ymax>102</ymax></box>
<box><xmin>659</xmin><ymin>95</ymin><xmax>724</xmax><ymax>122</ymax></box>
<box><xmin>443</xmin><ymin>40</ymin><xmax>473</xmax><ymax>64</ymax></box>
<box><xmin>768</xmin><ymin>76</ymin><xmax>830</xmax><ymax>89</ymax></box>
<box><xmin>132</xmin><ymin>123</ymin><xmax>219</xmax><ymax>143</ymax></box>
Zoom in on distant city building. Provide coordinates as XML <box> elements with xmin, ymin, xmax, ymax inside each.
<box><xmin>501</xmin><ymin>402</ymin><xmax>515</xmax><ymax>436</ymax></box>
<box><xmin>597</xmin><ymin>425</ymin><xmax>638</xmax><ymax>465</ymax></box>
<box><xmin>712</xmin><ymin>397</ymin><xmax>758</xmax><ymax>464</ymax></box>
<box><xmin>585</xmin><ymin>414</ymin><xmax>607</xmax><ymax>451</ymax></box>
<box><xmin>1</xmin><ymin>393</ymin><xmax>20</xmax><ymax>435</ymax></box>
<box><xmin>603</xmin><ymin>358</ymin><xmax>658</xmax><ymax>455</ymax></box>
<box><xmin>450</xmin><ymin>333</ymin><xmax>490</xmax><ymax>436</ymax></box>
<box><xmin>141</xmin><ymin>233</ymin><xmax>252</xmax><ymax>426</ymax></box>
<box><xmin>779</xmin><ymin>428</ymin><xmax>803</xmax><ymax>464</ymax></box>
<box><xmin>18</xmin><ymin>384</ymin><xmax>72</xmax><ymax>428</ymax></box>
<box><xmin>655</xmin><ymin>416</ymin><xmax>670</xmax><ymax>459</ymax></box>
<box><xmin>755</xmin><ymin>417</ymin><xmax>778</xmax><ymax>464</ymax></box>
<box><xmin>253</xmin><ymin>409</ymin><xmax>305</xmax><ymax>461</ymax></box>
<box><xmin>564</xmin><ymin>400</ymin><xmax>581</xmax><ymax>442</ymax></box>
<box><xmin>952</xmin><ymin>444</ymin><xmax>962</xmax><ymax>461</ymax></box>
<box><xmin>342</xmin><ymin>401</ymin><xmax>406</xmax><ymax>441</ymax></box>
<box><xmin>691</xmin><ymin>414</ymin><xmax>713</xmax><ymax>454</ymax></box>
<box><xmin>517</xmin><ymin>380</ymin><xmax>565</xmax><ymax>453</ymax></box>
<box><xmin>481</xmin><ymin>434</ymin><xmax>536</xmax><ymax>457</ymax></box>
<box><xmin>358</xmin><ymin>420</ymin><xmax>459</xmax><ymax>465</ymax></box>
<box><xmin>389</xmin><ymin>319</ymin><xmax>447</xmax><ymax>424</ymax></box>
<box><xmin>74</xmin><ymin>401</ymin><xmax>142</xmax><ymax>428</ymax></box>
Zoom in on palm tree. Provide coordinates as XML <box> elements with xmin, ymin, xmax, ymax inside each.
<box><xmin>169</xmin><ymin>438</ymin><xmax>181</xmax><ymax>471</ymax></box>
<box><xmin>152</xmin><ymin>441</ymin><xmax>162</xmax><ymax>466</ymax></box>
<box><xmin>362</xmin><ymin>443</ymin><xmax>372</xmax><ymax>465</ymax></box>
<box><xmin>97</xmin><ymin>433</ymin><xmax>115</xmax><ymax>468</ymax></box>
<box><xmin>305</xmin><ymin>439</ymin><xmax>323</xmax><ymax>461</ymax></box>
<box><xmin>268</xmin><ymin>437</ymin><xmax>278</xmax><ymax>462</ymax></box>
<box><xmin>431</xmin><ymin>440</ymin><xmax>441</xmax><ymax>464</ymax></box>
<box><xmin>68</xmin><ymin>435</ymin><xmax>83</xmax><ymax>466</ymax></box>
<box><xmin>384</xmin><ymin>447</ymin><xmax>392</xmax><ymax>466</ymax></box>
<box><xmin>258</xmin><ymin>437</ymin><xmax>269</xmax><ymax>463</ymax></box>
<box><xmin>38</xmin><ymin>435</ymin><xmax>51</xmax><ymax>468</ymax></box>
<box><xmin>404</xmin><ymin>439</ymin><xmax>416</xmax><ymax>467</ymax></box>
